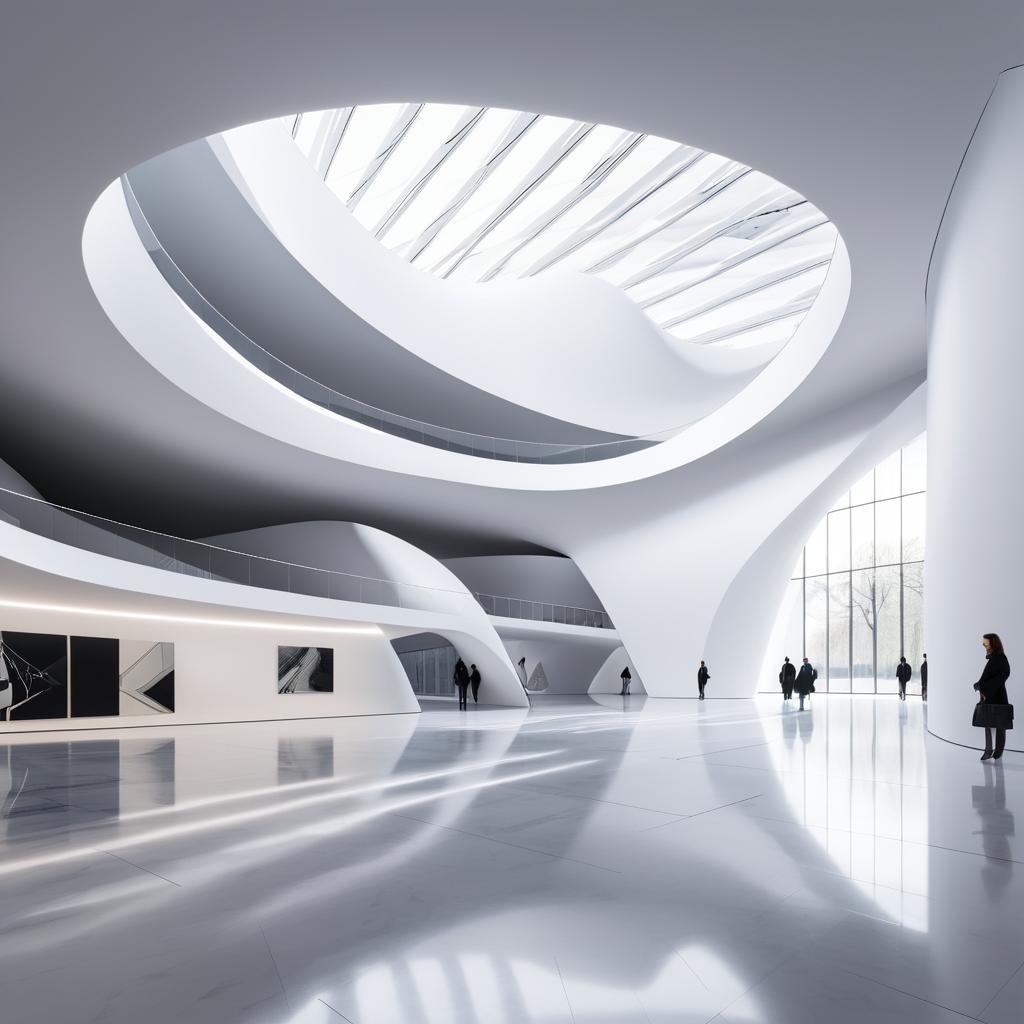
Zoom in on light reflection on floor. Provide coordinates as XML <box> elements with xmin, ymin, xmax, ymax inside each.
<box><xmin>0</xmin><ymin>695</ymin><xmax>1021</xmax><ymax>1023</ymax></box>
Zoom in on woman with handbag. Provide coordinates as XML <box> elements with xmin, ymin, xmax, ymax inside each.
<box><xmin>973</xmin><ymin>633</ymin><xmax>1012</xmax><ymax>761</ymax></box>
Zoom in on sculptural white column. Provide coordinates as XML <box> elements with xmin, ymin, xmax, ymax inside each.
<box><xmin>925</xmin><ymin>66</ymin><xmax>1024</xmax><ymax>751</ymax></box>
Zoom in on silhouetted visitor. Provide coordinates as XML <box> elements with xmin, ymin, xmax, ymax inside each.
<box><xmin>697</xmin><ymin>661</ymin><xmax>709</xmax><ymax>700</ymax></box>
<box><xmin>795</xmin><ymin>658</ymin><xmax>817</xmax><ymax>711</ymax></box>
<box><xmin>453</xmin><ymin>657</ymin><xmax>470</xmax><ymax>710</ymax></box>
<box><xmin>619</xmin><ymin>666</ymin><xmax>632</xmax><ymax>695</ymax></box>
<box><xmin>470</xmin><ymin>664</ymin><xmax>481</xmax><ymax>703</ymax></box>
<box><xmin>921</xmin><ymin>654</ymin><xmax>928</xmax><ymax>701</ymax></box>
<box><xmin>779</xmin><ymin>657</ymin><xmax>796</xmax><ymax>700</ymax></box>
<box><xmin>896</xmin><ymin>656</ymin><xmax>911</xmax><ymax>701</ymax></box>
<box><xmin>973</xmin><ymin>633</ymin><xmax>1012</xmax><ymax>761</ymax></box>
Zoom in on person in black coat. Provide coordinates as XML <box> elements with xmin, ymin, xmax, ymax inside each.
<box><xmin>896</xmin><ymin>656</ymin><xmax>912</xmax><ymax>701</ymax></box>
<box><xmin>921</xmin><ymin>653</ymin><xmax>928</xmax><ymax>702</ymax></box>
<box><xmin>974</xmin><ymin>633</ymin><xmax>1011</xmax><ymax>760</ymax></box>
<box><xmin>697</xmin><ymin>661</ymin><xmax>709</xmax><ymax>700</ymax></box>
<box><xmin>619</xmin><ymin>666</ymin><xmax>632</xmax><ymax>694</ymax></box>
<box><xmin>795</xmin><ymin>658</ymin><xmax>817</xmax><ymax>711</ymax></box>
<box><xmin>453</xmin><ymin>657</ymin><xmax>470</xmax><ymax>710</ymax></box>
<box><xmin>469</xmin><ymin>664</ymin><xmax>481</xmax><ymax>703</ymax></box>
<box><xmin>779</xmin><ymin>657</ymin><xmax>796</xmax><ymax>700</ymax></box>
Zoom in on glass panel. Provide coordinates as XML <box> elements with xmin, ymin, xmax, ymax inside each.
<box><xmin>875</xmin><ymin>565</ymin><xmax>902</xmax><ymax>694</ymax></box>
<box><xmin>902</xmin><ymin>434</ymin><xmax>927</xmax><ymax>494</ymax></box>
<box><xmin>828</xmin><ymin>572</ymin><xmax>851</xmax><ymax>692</ymax></box>
<box><xmin>875</xmin><ymin>450</ymin><xmax>901</xmax><ymax>500</ymax></box>
<box><xmin>805</xmin><ymin>576</ymin><xmax>828</xmax><ymax>675</ymax></box>
<box><xmin>851</xmin><ymin>568</ymin><xmax>877</xmax><ymax>693</ymax></box>
<box><xmin>827</xmin><ymin>508</ymin><xmax>851</xmax><ymax>573</ymax></box>
<box><xmin>851</xmin><ymin>503</ymin><xmax>874</xmax><ymax>571</ymax></box>
<box><xmin>875</xmin><ymin>498</ymin><xmax>901</xmax><ymax>568</ymax></box>
<box><xmin>805</xmin><ymin>517</ymin><xmax>828</xmax><ymax>577</ymax></box>
<box><xmin>902</xmin><ymin>562</ymin><xmax>925</xmax><ymax>695</ymax></box>
<box><xmin>902</xmin><ymin>492</ymin><xmax>926</xmax><ymax>562</ymax></box>
<box><xmin>830</xmin><ymin>490</ymin><xmax>850</xmax><ymax>512</ymax></box>
<box><xmin>290</xmin><ymin>102</ymin><xmax>837</xmax><ymax>352</ymax></box>
<box><xmin>850</xmin><ymin>467</ymin><xmax>874</xmax><ymax>507</ymax></box>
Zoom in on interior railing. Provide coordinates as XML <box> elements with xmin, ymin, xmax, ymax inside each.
<box><xmin>0</xmin><ymin>486</ymin><xmax>611</xmax><ymax>627</ymax></box>
<box><xmin>121</xmin><ymin>174</ymin><xmax>669</xmax><ymax>464</ymax></box>
<box><xmin>472</xmin><ymin>593</ymin><xmax>611</xmax><ymax>629</ymax></box>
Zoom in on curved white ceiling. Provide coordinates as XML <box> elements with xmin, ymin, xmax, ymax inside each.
<box><xmin>289</xmin><ymin>104</ymin><xmax>838</xmax><ymax>351</ymax></box>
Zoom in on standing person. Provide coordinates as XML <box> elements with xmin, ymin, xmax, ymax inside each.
<box><xmin>973</xmin><ymin>633</ymin><xmax>1012</xmax><ymax>761</ymax></box>
<box><xmin>795</xmin><ymin>657</ymin><xmax>817</xmax><ymax>711</ymax></box>
<box><xmin>469</xmin><ymin>664</ymin><xmax>481</xmax><ymax>703</ymax></box>
<box><xmin>453</xmin><ymin>657</ymin><xmax>470</xmax><ymax>710</ymax></box>
<box><xmin>619</xmin><ymin>666</ymin><xmax>632</xmax><ymax>695</ymax></box>
<box><xmin>779</xmin><ymin>657</ymin><xmax>796</xmax><ymax>700</ymax></box>
<box><xmin>896</xmin><ymin>656</ymin><xmax>912</xmax><ymax>701</ymax></box>
<box><xmin>921</xmin><ymin>653</ymin><xmax>928</xmax><ymax>702</ymax></box>
<box><xmin>697</xmin><ymin>661</ymin><xmax>710</xmax><ymax>700</ymax></box>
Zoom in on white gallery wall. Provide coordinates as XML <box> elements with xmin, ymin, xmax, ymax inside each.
<box><xmin>0</xmin><ymin>601</ymin><xmax>417</xmax><ymax>734</ymax></box>
<box><xmin>925</xmin><ymin>64</ymin><xmax>1024</xmax><ymax>753</ymax></box>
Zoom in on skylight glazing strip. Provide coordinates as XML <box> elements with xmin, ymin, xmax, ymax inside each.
<box><xmin>287</xmin><ymin>103</ymin><xmax>837</xmax><ymax>350</ymax></box>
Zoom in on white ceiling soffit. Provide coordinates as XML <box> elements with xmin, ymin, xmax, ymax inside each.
<box><xmin>288</xmin><ymin>104</ymin><xmax>838</xmax><ymax>352</ymax></box>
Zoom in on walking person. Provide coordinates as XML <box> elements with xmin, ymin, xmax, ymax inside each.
<box><xmin>469</xmin><ymin>664</ymin><xmax>481</xmax><ymax>703</ymax></box>
<box><xmin>697</xmin><ymin>661</ymin><xmax>710</xmax><ymax>700</ymax></box>
<box><xmin>779</xmin><ymin>657</ymin><xmax>796</xmax><ymax>700</ymax></box>
<box><xmin>921</xmin><ymin>653</ymin><xmax>928</xmax><ymax>702</ymax></box>
<box><xmin>453</xmin><ymin>657</ymin><xmax>470</xmax><ymax>710</ymax></box>
<box><xmin>619</xmin><ymin>666</ymin><xmax>632</xmax><ymax>695</ymax></box>
<box><xmin>896</xmin><ymin>656</ymin><xmax>911</xmax><ymax>701</ymax></box>
<box><xmin>795</xmin><ymin>657</ymin><xmax>817</xmax><ymax>711</ymax></box>
<box><xmin>973</xmin><ymin>633</ymin><xmax>1013</xmax><ymax>761</ymax></box>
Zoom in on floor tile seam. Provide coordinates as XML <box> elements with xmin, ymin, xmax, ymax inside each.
<box><xmin>698</xmin><ymin>760</ymin><xmax>931</xmax><ymax>788</ymax></box>
<box><xmin>318</xmin><ymin>998</ymin><xmax>356</xmax><ymax>1022</ymax></box>
<box><xmin>552</xmin><ymin>955</ymin><xmax>578</xmax><ymax>1024</ymax></box>
<box><xmin>496</xmin><ymin>781</ymin><xmax>683</xmax><ymax>826</ymax></box>
<box><xmin>97</xmin><ymin>846</ymin><xmax>183</xmax><ymax>888</ymax></box>
<box><xmin>740</xmin><ymin>808</ymin><xmax>1024</xmax><ymax>864</ymax></box>
<box><xmin>638</xmin><ymin>793</ymin><xmax>765</xmax><ymax>832</ymax></box>
<box><xmin>827</xmin><ymin>963</ymin><xmax>987</xmax><ymax>1021</ymax></box>
<box><xmin>698</xmin><ymin>944</ymin><xmax>806</xmax><ymax>1023</ymax></box>
<box><xmin>676</xmin><ymin>741</ymin><xmax>771</xmax><ymax>761</ymax></box>
<box><xmin>501</xmin><ymin>780</ymin><xmax>684</xmax><ymax>817</ymax></box>
<box><xmin>977</xmin><ymin>955</ymin><xmax>1024</xmax><ymax>1019</ymax></box>
<box><xmin>387</xmin><ymin>810</ymin><xmax>624</xmax><ymax>875</ymax></box>
<box><xmin>258</xmin><ymin>920</ymin><xmax>291</xmax><ymax>1011</ymax></box>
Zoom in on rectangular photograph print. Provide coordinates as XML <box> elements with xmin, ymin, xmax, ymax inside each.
<box><xmin>1</xmin><ymin>630</ymin><xmax>69</xmax><ymax>720</ymax></box>
<box><xmin>278</xmin><ymin>646</ymin><xmax>334</xmax><ymax>694</ymax></box>
<box><xmin>119</xmin><ymin>641</ymin><xmax>175</xmax><ymax>715</ymax></box>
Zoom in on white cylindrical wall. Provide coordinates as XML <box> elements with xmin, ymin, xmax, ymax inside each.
<box><xmin>925</xmin><ymin>66</ymin><xmax>1024</xmax><ymax>752</ymax></box>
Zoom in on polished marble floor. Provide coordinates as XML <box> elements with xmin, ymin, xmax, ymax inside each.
<box><xmin>0</xmin><ymin>695</ymin><xmax>1021</xmax><ymax>1023</ymax></box>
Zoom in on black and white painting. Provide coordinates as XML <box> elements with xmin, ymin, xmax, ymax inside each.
<box><xmin>119</xmin><ymin>641</ymin><xmax>175</xmax><ymax>715</ymax></box>
<box><xmin>0</xmin><ymin>631</ymin><xmax>69</xmax><ymax>720</ymax></box>
<box><xmin>278</xmin><ymin>646</ymin><xmax>334</xmax><ymax>694</ymax></box>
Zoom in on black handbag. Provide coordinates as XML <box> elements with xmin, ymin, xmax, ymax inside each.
<box><xmin>972</xmin><ymin>702</ymin><xmax>1014</xmax><ymax>730</ymax></box>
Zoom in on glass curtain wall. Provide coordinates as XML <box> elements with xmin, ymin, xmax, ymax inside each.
<box><xmin>767</xmin><ymin>434</ymin><xmax>926</xmax><ymax>694</ymax></box>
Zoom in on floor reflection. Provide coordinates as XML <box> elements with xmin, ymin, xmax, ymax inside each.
<box><xmin>0</xmin><ymin>696</ymin><xmax>1021</xmax><ymax>1023</ymax></box>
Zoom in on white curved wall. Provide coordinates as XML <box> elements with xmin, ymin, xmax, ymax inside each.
<box><xmin>571</xmin><ymin>378</ymin><xmax>923</xmax><ymax>697</ymax></box>
<box><xmin>205</xmin><ymin>520</ymin><xmax>528</xmax><ymax>707</ymax></box>
<box><xmin>925</xmin><ymin>65</ymin><xmax>1024</xmax><ymax>752</ymax></box>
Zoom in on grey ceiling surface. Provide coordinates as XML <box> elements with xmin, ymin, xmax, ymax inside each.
<box><xmin>0</xmin><ymin>2</ymin><xmax>1021</xmax><ymax>555</ymax></box>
